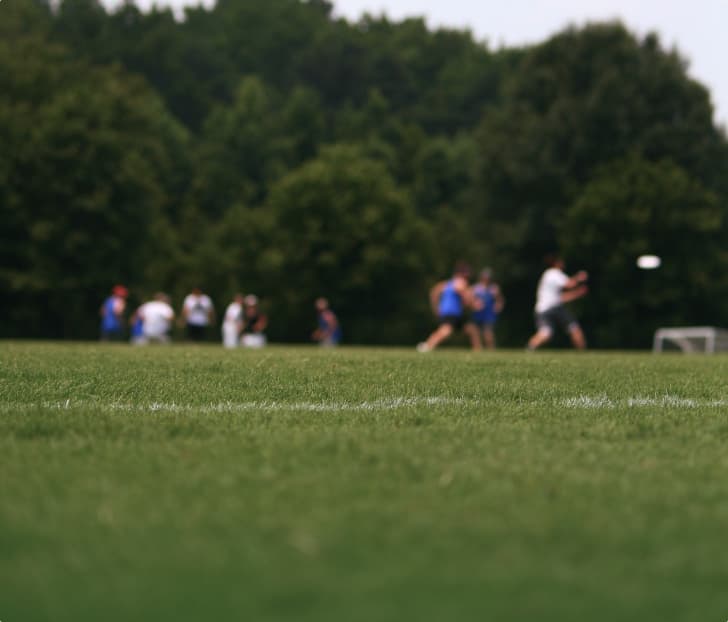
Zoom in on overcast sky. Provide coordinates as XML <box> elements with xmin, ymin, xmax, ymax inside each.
<box><xmin>128</xmin><ymin>0</ymin><xmax>727</xmax><ymax>127</ymax></box>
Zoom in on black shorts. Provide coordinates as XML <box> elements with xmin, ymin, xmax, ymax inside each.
<box><xmin>186</xmin><ymin>324</ymin><xmax>207</xmax><ymax>341</ymax></box>
<box><xmin>439</xmin><ymin>315</ymin><xmax>464</xmax><ymax>330</ymax></box>
<box><xmin>536</xmin><ymin>306</ymin><xmax>579</xmax><ymax>334</ymax></box>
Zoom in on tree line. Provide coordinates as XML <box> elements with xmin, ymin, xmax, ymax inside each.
<box><xmin>2</xmin><ymin>0</ymin><xmax>727</xmax><ymax>347</ymax></box>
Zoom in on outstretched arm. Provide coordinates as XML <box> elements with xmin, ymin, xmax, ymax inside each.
<box><xmin>565</xmin><ymin>271</ymin><xmax>588</xmax><ymax>290</ymax></box>
<box><xmin>561</xmin><ymin>284</ymin><xmax>588</xmax><ymax>304</ymax></box>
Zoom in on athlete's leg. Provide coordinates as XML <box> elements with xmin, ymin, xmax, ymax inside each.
<box><xmin>423</xmin><ymin>324</ymin><xmax>454</xmax><ymax>350</ymax></box>
<box><xmin>568</xmin><ymin>323</ymin><xmax>586</xmax><ymax>350</ymax></box>
<box><xmin>482</xmin><ymin>325</ymin><xmax>496</xmax><ymax>350</ymax></box>
<box><xmin>527</xmin><ymin>327</ymin><xmax>552</xmax><ymax>350</ymax></box>
<box><xmin>464</xmin><ymin>322</ymin><xmax>482</xmax><ymax>350</ymax></box>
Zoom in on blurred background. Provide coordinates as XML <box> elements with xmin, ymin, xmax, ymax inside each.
<box><xmin>2</xmin><ymin>0</ymin><xmax>727</xmax><ymax>347</ymax></box>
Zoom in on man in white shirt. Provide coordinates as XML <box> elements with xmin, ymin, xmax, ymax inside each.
<box><xmin>527</xmin><ymin>254</ymin><xmax>588</xmax><ymax>351</ymax></box>
<box><xmin>181</xmin><ymin>287</ymin><xmax>215</xmax><ymax>342</ymax></box>
<box><xmin>137</xmin><ymin>293</ymin><xmax>175</xmax><ymax>344</ymax></box>
<box><xmin>222</xmin><ymin>293</ymin><xmax>244</xmax><ymax>348</ymax></box>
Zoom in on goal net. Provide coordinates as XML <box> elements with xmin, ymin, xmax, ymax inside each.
<box><xmin>653</xmin><ymin>327</ymin><xmax>728</xmax><ymax>354</ymax></box>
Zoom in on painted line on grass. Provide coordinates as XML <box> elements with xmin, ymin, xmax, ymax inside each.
<box><xmin>0</xmin><ymin>396</ymin><xmax>476</xmax><ymax>414</ymax></box>
<box><xmin>2</xmin><ymin>395</ymin><xmax>727</xmax><ymax>414</ymax></box>
<box><xmin>562</xmin><ymin>395</ymin><xmax>728</xmax><ymax>410</ymax></box>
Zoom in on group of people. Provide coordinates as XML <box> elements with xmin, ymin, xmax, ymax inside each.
<box><xmin>417</xmin><ymin>254</ymin><xmax>588</xmax><ymax>352</ymax></box>
<box><xmin>100</xmin><ymin>287</ymin><xmax>271</xmax><ymax>346</ymax></box>
<box><xmin>100</xmin><ymin>287</ymin><xmax>341</xmax><ymax>347</ymax></box>
<box><xmin>101</xmin><ymin>254</ymin><xmax>585</xmax><ymax>351</ymax></box>
<box><xmin>417</xmin><ymin>264</ymin><xmax>505</xmax><ymax>352</ymax></box>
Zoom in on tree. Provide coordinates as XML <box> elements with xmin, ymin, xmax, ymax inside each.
<box><xmin>0</xmin><ymin>33</ymin><xmax>189</xmax><ymax>338</ymax></box>
<box><xmin>471</xmin><ymin>23</ymin><xmax>728</xmax><ymax>346</ymax></box>
<box><xmin>264</xmin><ymin>145</ymin><xmax>436</xmax><ymax>343</ymax></box>
<box><xmin>559</xmin><ymin>155</ymin><xmax>727</xmax><ymax>347</ymax></box>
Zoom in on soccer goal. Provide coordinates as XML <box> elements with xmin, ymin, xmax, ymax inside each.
<box><xmin>653</xmin><ymin>326</ymin><xmax>728</xmax><ymax>354</ymax></box>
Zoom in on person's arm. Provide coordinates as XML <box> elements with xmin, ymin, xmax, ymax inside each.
<box><xmin>322</xmin><ymin>310</ymin><xmax>338</xmax><ymax>338</ymax></box>
<box><xmin>207</xmin><ymin>298</ymin><xmax>216</xmax><ymax>324</ymax></box>
<box><xmin>253</xmin><ymin>314</ymin><xmax>268</xmax><ymax>333</ymax></box>
<box><xmin>429</xmin><ymin>282</ymin><xmax>445</xmax><ymax>315</ymax></box>
<box><xmin>493</xmin><ymin>285</ymin><xmax>505</xmax><ymax>314</ymax></box>
<box><xmin>564</xmin><ymin>271</ymin><xmax>588</xmax><ymax>290</ymax></box>
<box><xmin>178</xmin><ymin>298</ymin><xmax>188</xmax><ymax>328</ymax></box>
<box><xmin>561</xmin><ymin>284</ymin><xmax>588</xmax><ymax>304</ymax></box>
<box><xmin>116</xmin><ymin>298</ymin><xmax>127</xmax><ymax>315</ymax></box>
<box><xmin>457</xmin><ymin>278</ymin><xmax>482</xmax><ymax>311</ymax></box>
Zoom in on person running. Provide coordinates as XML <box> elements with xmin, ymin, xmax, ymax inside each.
<box><xmin>527</xmin><ymin>254</ymin><xmax>588</xmax><ymax>351</ymax></box>
<box><xmin>240</xmin><ymin>295</ymin><xmax>268</xmax><ymax>348</ymax></box>
<box><xmin>465</xmin><ymin>268</ymin><xmax>505</xmax><ymax>350</ymax></box>
<box><xmin>222</xmin><ymin>293</ymin><xmax>244</xmax><ymax>348</ymax></box>
<box><xmin>312</xmin><ymin>298</ymin><xmax>342</xmax><ymax>347</ymax></box>
<box><xmin>99</xmin><ymin>285</ymin><xmax>128</xmax><ymax>341</ymax></box>
<box><xmin>417</xmin><ymin>262</ymin><xmax>481</xmax><ymax>352</ymax></box>
<box><xmin>181</xmin><ymin>287</ymin><xmax>215</xmax><ymax>342</ymax></box>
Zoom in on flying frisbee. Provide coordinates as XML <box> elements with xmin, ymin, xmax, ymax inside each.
<box><xmin>637</xmin><ymin>255</ymin><xmax>661</xmax><ymax>269</ymax></box>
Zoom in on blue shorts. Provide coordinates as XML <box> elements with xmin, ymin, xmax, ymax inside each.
<box><xmin>471</xmin><ymin>313</ymin><xmax>497</xmax><ymax>328</ymax></box>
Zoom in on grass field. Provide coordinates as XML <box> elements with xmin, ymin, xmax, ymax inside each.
<box><xmin>2</xmin><ymin>342</ymin><xmax>728</xmax><ymax>621</ymax></box>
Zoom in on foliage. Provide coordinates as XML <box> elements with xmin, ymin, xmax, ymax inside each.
<box><xmin>3</xmin><ymin>1</ymin><xmax>728</xmax><ymax>345</ymax></box>
<box><xmin>0</xmin><ymin>23</ymin><xmax>189</xmax><ymax>337</ymax></box>
<box><xmin>471</xmin><ymin>23</ymin><xmax>728</xmax><ymax>343</ymax></box>
<box><xmin>264</xmin><ymin>144</ymin><xmax>436</xmax><ymax>343</ymax></box>
<box><xmin>559</xmin><ymin>155</ymin><xmax>726</xmax><ymax>347</ymax></box>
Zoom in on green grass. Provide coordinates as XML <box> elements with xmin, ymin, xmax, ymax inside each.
<box><xmin>1</xmin><ymin>342</ymin><xmax>727</xmax><ymax>621</ymax></box>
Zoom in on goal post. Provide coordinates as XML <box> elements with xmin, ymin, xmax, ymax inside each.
<box><xmin>653</xmin><ymin>327</ymin><xmax>728</xmax><ymax>354</ymax></box>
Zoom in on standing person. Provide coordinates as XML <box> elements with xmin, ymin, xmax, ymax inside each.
<box><xmin>465</xmin><ymin>268</ymin><xmax>505</xmax><ymax>350</ymax></box>
<box><xmin>181</xmin><ymin>287</ymin><xmax>215</xmax><ymax>342</ymax></box>
<box><xmin>99</xmin><ymin>285</ymin><xmax>128</xmax><ymax>341</ymax></box>
<box><xmin>129</xmin><ymin>306</ymin><xmax>145</xmax><ymax>345</ymax></box>
<box><xmin>240</xmin><ymin>295</ymin><xmax>268</xmax><ymax>348</ymax></box>
<box><xmin>222</xmin><ymin>294</ymin><xmax>244</xmax><ymax>349</ymax></box>
<box><xmin>417</xmin><ymin>262</ymin><xmax>481</xmax><ymax>352</ymax></box>
<box><xmin>137</xmin><ymin>293</ymin><xmax>175</xmax><ymax>344</ymax></box>
<box><xmin>312</xmin><ymin>298</ymin><xmax>342</xmax><ymax>347</ymax></box>
<box><xmin>527</xmin><ymin>254</ymin><xmax>588</xmax><ymax>351</ymax></box>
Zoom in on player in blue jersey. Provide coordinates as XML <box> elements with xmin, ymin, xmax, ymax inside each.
<box><xmin>417</xmin><ymin>262</ymin><xmax>481</xmax><ymax>352</ymax></box>
<box><xmin>465</xmin><ymin>268</ymin><xmax>505</xmax><ymax>350</ymax></box>
<box><xmin>312</xmin><ymin>298</ymin><xmax>342</xmax><ymax>347</ymax></box>
<box><xmin>99</xmin><ymin>285</ymin><xmax>128</xmax><ymax>341</ymax></box>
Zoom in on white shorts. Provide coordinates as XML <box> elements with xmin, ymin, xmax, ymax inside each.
<box><xmin>222</xmin><ymin>323</ymin><xmax>239</xmax><ymax>348</ymax></box>
<box><xmin>241</xmin><ymin>333</ymin><xmax>266</xmax><ymax>349</ymax></box>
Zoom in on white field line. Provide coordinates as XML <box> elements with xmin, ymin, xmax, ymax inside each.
<box><xmin>562</xmin><ymin>395</ymin><xmax>728</xmax><ymax>410</ymax></box>
<box><xmin>1</xmin><ymin>395</ymin><xmax>726</xmax><ymax>414</ymax></box>
<box><xmin>0</xmin><ymin>396</ymin><xmax>475</xmax><ymax>414</ymax></box>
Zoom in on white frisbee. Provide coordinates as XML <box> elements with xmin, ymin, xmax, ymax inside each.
<box><xmin>637</xmin><ymin>254</ymin><xmax>661</xmax><ymax>269</ymax></box>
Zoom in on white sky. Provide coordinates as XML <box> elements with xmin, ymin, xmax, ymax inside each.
<box><xmin>131</xmin><ymin>0</ymin><xmax>728</xmax><ymax>127</ymax></box>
